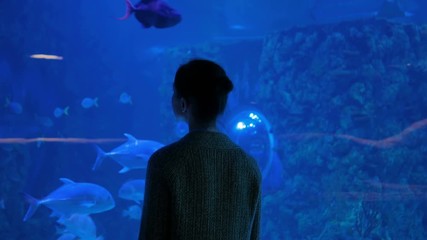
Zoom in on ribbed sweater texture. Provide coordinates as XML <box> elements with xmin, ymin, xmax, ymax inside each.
<box><xmin>139</xmin><ymin>131</ymin><xmax>262</xmax><ymax>240</ymax></box>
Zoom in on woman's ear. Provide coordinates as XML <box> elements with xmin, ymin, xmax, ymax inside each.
<box><xmin>180</xmin><ymin>97</ymin><xmax>188</xmax><ymax>113</ymax></box>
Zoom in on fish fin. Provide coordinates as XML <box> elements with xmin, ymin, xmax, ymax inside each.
<box><xmin>141</xmin><ymin>22</ymin><xmax>153</xmax><ymax>28</ymax></box>
<box><xmin>80</xmin><ymin>201</ymin><xmax>96</xmax><ymax>208</ymax></box>
<box><xmin>92</xmin><ymin>145</ymin><xmax>106</xmax><ymax>171</ymax></box>
<box><xmin>63</xmin><ymin>106</ymin><xmax>69</xmax><ymax>116</ymax></box>
<box><xmin>59</xmin><ymin>178</ymin><xmax>75</xmax><ymax>185</ymax></box>
<box><xmin>124</xmin><ymin>133</ymin><xmax>138</xmax><ymax>142</ymax></box>
<box><xmin>119</xmin><ymin>167</ymin><xmax>130</xmax><ymax>174</ymax></box>
<box><xmin>22</xmin><ymin>193</ymin><xmax>40</xmax><ymax>221</ymax></box>
<box><xmin>117</xmin><ymin>0</ymin><xmax>135</xmax><ymax>20</ymax></box>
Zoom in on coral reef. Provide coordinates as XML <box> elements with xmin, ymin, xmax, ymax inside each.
<box><xmin>256</xmin><ymin>19</ymin><xmax>427</xmax><ymax>239</ymax></box>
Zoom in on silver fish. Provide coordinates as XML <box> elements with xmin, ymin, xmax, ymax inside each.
<box><xmin>23</xmin><ymin>178</ymin><xmax>115</xmax><ymax>221</ymax></box>
<box><xmin>92</xmin><ymin>133</ymin><xmax>164</xmax><ymax>173</ymax></box>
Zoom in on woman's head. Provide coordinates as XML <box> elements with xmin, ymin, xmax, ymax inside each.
<box><xmin>172</xmin><ymin>59</ymin><xmax>233</xmax><ymax>123</ymax></box>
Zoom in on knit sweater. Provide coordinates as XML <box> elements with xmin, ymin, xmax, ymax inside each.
<box><xmin>139</xmin><ymin>131</ymin><xmax>262</xmax><ymax>240</ymax></box>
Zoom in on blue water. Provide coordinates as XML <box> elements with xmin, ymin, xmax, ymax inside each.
<box><xmin>1</xmin><ymin>0</ymin><xmax>427</xmax><ymax>239</ymax></box>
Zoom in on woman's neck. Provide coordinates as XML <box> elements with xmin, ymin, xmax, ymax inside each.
<box><xmin>188</xmin><ymin>119</ymin><xmax>218</xmax><ymax>132</ymax></box>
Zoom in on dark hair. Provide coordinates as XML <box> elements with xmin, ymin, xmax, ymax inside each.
<box><xmin>173</xmin><ymin>59</ymin><xmax>234</xmax><ymax>122</ymax></box>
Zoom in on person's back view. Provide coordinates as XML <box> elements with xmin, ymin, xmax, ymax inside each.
<box><xmin>139</xmin><ymin>59</ymin><xmax>262</xmax><ymax>240</ymax></box>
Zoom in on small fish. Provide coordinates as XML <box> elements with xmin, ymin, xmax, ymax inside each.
<box><xmin>92</xmin><ymin>133</ymin><xmax>164</xmax><ymax>173</ymax></box>
<box><xmin>122</xmin><ymin>205</ymin><xmax>142</xmax><ymax>220</ymax></box>
<box><xmin>376</xmin><ymin>0</ymin><xmax>409</xmax><ymax>19</ymax></box>
<box><xmin>0</xmin><ymin>199</ymin><xmax>5</xmax><ymax>209</ymax></box>
<box><xmin>118</xmin><ymin>0</ymin><xmax>182</xmax><ymax>28</ymax></box>
<box><xmin>54</xmin><ymin>106</ymin><xmax>69</xmax><ymax>118</ymax></box>
<box><xmin>81</xmin><ymin>98</ymin><xmax>98</xmax><ymax>109</ymax></box>
<box><xmin>119</xmin><ymin>92</ymin><xmax>132</xmax><ymax>105</ymax></box>
<box><xmin>118</xmin><ymin>179</ymin><xmax>145</xmax><ymax>204</ymax></box>
<box><xmin>30</xmin><ymin>54</ymin><xmax>63</xmax><ymax>60</ymax></box>
<box><xmin>4</xmin><ymin>98</ymin><xmax>23</xmax><ymax>114</ymax></box>
<box><xmin>23</xmin><ymin>178</ymin><xmax>115</xmax><ymax>221</ymax></box>
<box><xmin>35</xmin><ymin>115</ymin><xmax>54</xmax><ymax>128</ymax></box>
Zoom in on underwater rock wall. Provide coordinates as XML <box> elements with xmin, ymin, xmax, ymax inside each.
<box><xmin>257</xmin><ymin>19</ymin><xmax>427</xmax><ymax>239</ymax></box>
<box><xmin>0</xmin><ymin>145</ymin><xmax>56</xmax><ymax>240</ymax></box>
<box><xmin>258</xmin><ymin>19</ymin><xmax>427</xmax><ymax>136</ymax></box>
<box><xmin>159</xmin><ymin>19</ymin><xmax>427</xmax><ymax>239</ymax></box>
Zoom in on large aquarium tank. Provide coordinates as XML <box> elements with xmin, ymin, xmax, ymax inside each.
<box><xmin>1</xmin><ymin>0</ymin><xmax>427</xmax><ymax>239</ymax></box>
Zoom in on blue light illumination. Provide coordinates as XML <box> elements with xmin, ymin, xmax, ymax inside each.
<box><xmin>225</xmin><ymin>108</ymin><xmax>275</xmax><ymax>178</ymax></box>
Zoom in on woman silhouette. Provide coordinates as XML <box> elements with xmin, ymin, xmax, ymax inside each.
<box><xmin>139</xmin><ymin>59</ymin><xmax>262</xmax><ymax>240</ymax></box>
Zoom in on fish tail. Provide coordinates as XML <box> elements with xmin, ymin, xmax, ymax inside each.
<box><xmin>22</xmin><ymin>193</ymin><xmax>40</xmax><ymax>221</ymax></box>
<box><xmin>92</xmin><ymin>145</ymin><xmax>106</xmax><ymax>171</ymax></box>
<box><xmin>117</xmin><ymin>0</ymin><xmax>135</xmax><ymax>20</ymax></box>
<box><xmin>63</xmin><ymin>106</ymin><xmax>69</xmax><ymax>116</ymax></box>
<box><xmin>93</xmin><ymin>98</ymin><xmax>99</xmax><ymax>107</ymax></box>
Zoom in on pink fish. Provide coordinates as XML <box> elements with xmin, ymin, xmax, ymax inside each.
<box><xmin>118</xmin><ymin>0</ymin><xmax>181</xmax><ymax>28</ymax></box>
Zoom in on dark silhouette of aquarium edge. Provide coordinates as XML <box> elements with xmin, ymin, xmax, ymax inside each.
<box><xmin>118</xmin><ymin>0</ymin><xmax>182</xmax><ymax>28</ymax></box>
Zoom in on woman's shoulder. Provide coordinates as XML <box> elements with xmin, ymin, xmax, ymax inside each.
<box><xmin>147</xmin><ymin>140</ymin><xmax>183</xmax><ymax>167</ymax></box>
